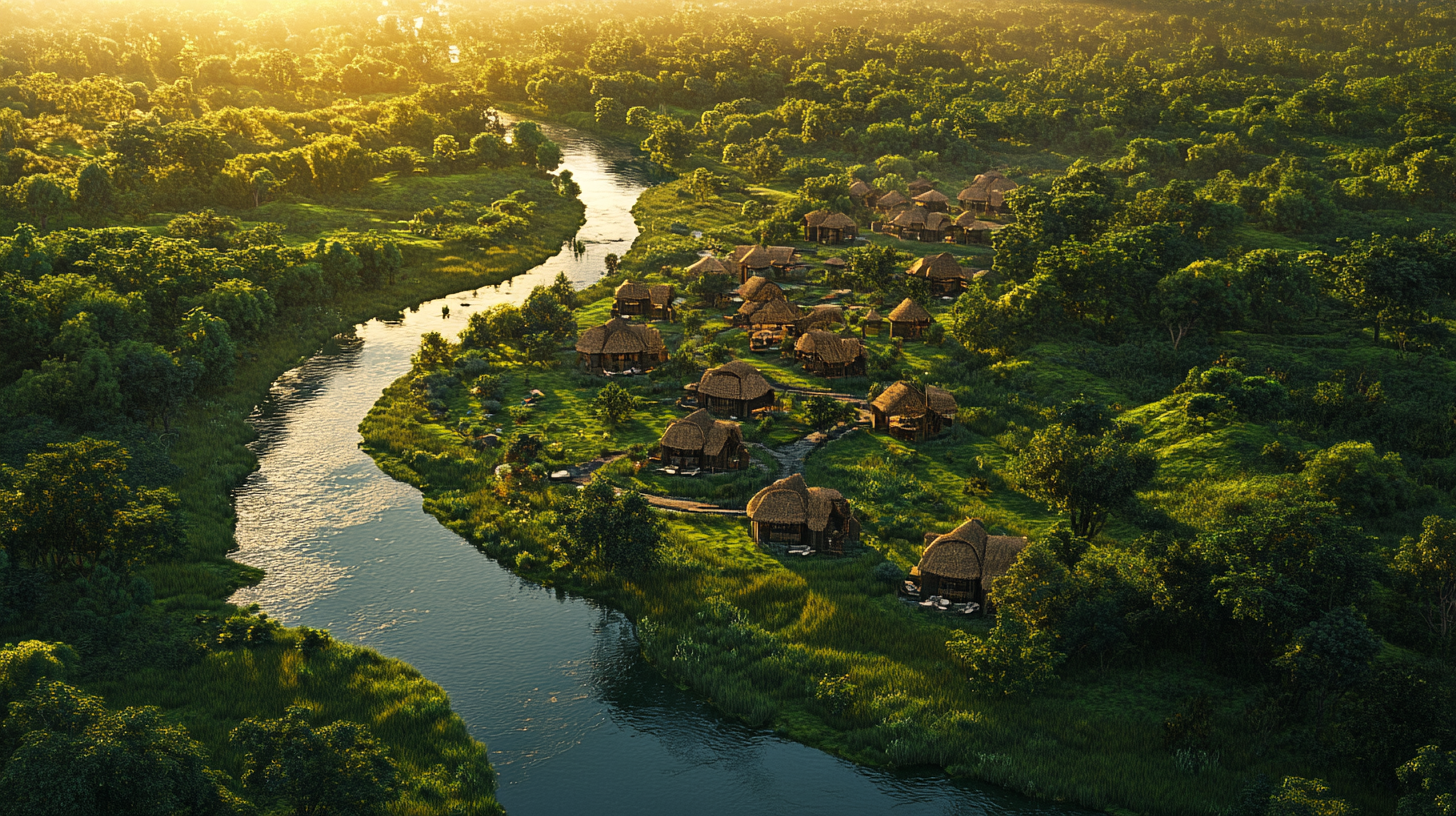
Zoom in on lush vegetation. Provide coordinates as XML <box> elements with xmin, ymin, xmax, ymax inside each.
<box><xmin>364</xmin><ymin>0</ymin><xmax>1456</xmax><ymax>813</ymax></box>
<box><xmin>0</xmin><ymin>1</ymin><xmax>587</xmax><ymax>812</ymax></box>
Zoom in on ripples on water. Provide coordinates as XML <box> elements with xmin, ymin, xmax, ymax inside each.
<box><xmin>229</xmin><ymin>124</ymin><xmax>1078</xmax><ymax>816</ymax></box>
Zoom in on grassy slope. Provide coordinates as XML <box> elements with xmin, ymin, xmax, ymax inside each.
<box><xmin>353</xmin><ymin>176</ymin><xmax>1409</xmax><ymax>815</ymax></box>
<box><xmin>82</xmin><ymin>166</ymin><xmax>585</xmax><ymax>814</ymax></box>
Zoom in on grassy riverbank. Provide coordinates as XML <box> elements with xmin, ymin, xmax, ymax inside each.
<box><xmin>88</xmin><ymin>167</ymin><xmax>584</xmax><ymax>813</ymax></box>
<box><xmin>355</xmin><ymin>173</ymin><xmax>1421</xmax><ymax>816</ymax></box>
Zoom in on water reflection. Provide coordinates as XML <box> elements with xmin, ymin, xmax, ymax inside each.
<box><xmin>229</xmin><ymin>121</ymin><xmax>1079</xmax><ymax>816</ymax></box>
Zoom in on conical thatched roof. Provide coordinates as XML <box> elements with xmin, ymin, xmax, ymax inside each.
<box><xmin>615</xmin><ymin>279</ymin><xmax>650</xmax><ymax>300</ymax></box>
<box><xmin>907</xmin><ymin>253</ymin><xmax>966</xmax><ymax>281</ymax></box>
<box><xmin>739</xmin><ymin>276</ymin><xmax>785</xmax><ymax>302</ymax></box>
<box><xmin>875</xmin><ymin>189</ymin><xmax>909</xmax><ymax>208</ymax></box>
<box><xmin>926</xmin><ymin>212</ymin><xmax>954</xmax><ymax>230</ymax></box>
<box><xmin>820</xmin><ymin>212</ymin><xmax>858</xmax><ymax>229</ymax></box>
<box><xmin>907</xmin><ymin>179</ymin><xmax>935</xmax><ymax>194</ymax></box>
<box><xmin>747</xmin><ymin>474</ymin><xmax>849</xmax><ymax>531</ymax></box>
<box><xmin>823</xmin><ymin>257</ymin><xmax>847</xmax><ymax>267</ymax></box>
<box><xmin>871</xmin><ymin>381</ymin><xmax>928</xmax><ymax>416</ymax></box>
<box><xmin>795</xmin><ymin>304</ymin><xmax>843</xmax><ymax>332</ymax></box>
<box><xmin>958</xmin><ymin>171</ymin><xmax>1018</xmax><ymax>202</ymax></box>
<box><xmin>889</xmin><ymin>298</ymin><xmax>932</xmax><ymax>323</ymax></box>
<box><xmin>575</xmin><ymin>317</ymin><xmax>666</xmax><ymax>355</ymax></box>
<box><xmin>697</xmin><ymin>360</ymin><xmax>773</xmax><ymax>401</ymax></box>
<box><xmin>913</xmin><ymin>189</ymin><xmax>950</xmax><ymax>205</ymax></box>
<box><xmin>795</xmin><ymin>330</ymin><xmax>863</xmax><ymax>364</ymax></box>
<box><xmin>745</xmin><ymin>298</ymin><xmax>803</xmax><ymax>326</ymax></box>
<box><xmin>848</xmin><ymin>180</ymin><xmax>872</xmax><ymax>198</ymax></box>
<box><xmin>660</xmin><ymin>408</ymin><xmax>742</xmax><ymax>456</ymax></box>
<box><xmin>912</xmin><ymin>519</ymin><xmax>1027</xmax><ymax>588</ymax></box>
<box><xmin>863</xmin><ymin>308</ymin><xmax>883</xmax><ymax>322</ymax></box>
<box><xmin>687</xmin><ymin>255</ymin><xmax>729</xmax><ymax>276</ymax></box>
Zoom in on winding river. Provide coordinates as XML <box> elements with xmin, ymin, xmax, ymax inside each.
<box><xmin>229</xmin><ymin>123</ymin><xmax>1075</xmax><ymax>816</ymax></box>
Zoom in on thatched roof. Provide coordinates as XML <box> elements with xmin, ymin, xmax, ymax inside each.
<box><xmin>925</xmin><ymin>212</ymin><xmax>954</xmax><ymax>230</ymax></box>
<box><xmin>863</xmin><ymin>308</ymin><xmax>883</xmax><ymax>322</ymax></box>
<box><xmin>907</xmin><ymin>253</ymin><xmax>966</xmax><ymax>281</ymax></box>
<box><xmin>747</xmin><ymin>474</ymin><xmax>850</xmax><ymax>532</ymax></box>
<box><xmin>734</xmin><ymin>245</ymin><xmax>774</xmax><ymax>269</ymax></box>
<box><xmin>848</xmin><ymin>180</ymin><xmax>872</xmax><ymax>198</ymax></box>
<box><xmin>888</xmin><ymin>298</ymin><xmax>932</xmax><ymax>323</ymax></box>
<box><xmin>823</xmin><ymin>257</ymin><xmax>847</xmax><ymax>267</ymax></box>
<box><xmin>739</xmin><ymin>276</ymin><xmax>785</xmax><ymax>302</ymax></box>
<box><xmin>615</xmin><ymin>279</ymin><xmax>650</xmax><ymax>300</ymax></box>
<box><xmin>766</xmin><ymin>246</ymin><xmax>797</xmax><ymax>266</ymax></box>
<box><xmin>953</xmin><ymin>212</ymin><xmax>1006</xmax><ymax>230</ymax></box>
<box><xmin>958</xmin><ymin>171</ymin><xmax>1018</xmax><ymax>202</ymax></box>
<box><xmin>745</xmin><ymin>298</ymin><xmax>803</xmax><ymax>326</ymax></box>
<box><xmin>871</xmin><ymin>381</ymin><xmax>957</xmax><ymax>417</ymax></box>
<box><xmin>890</xmin><ymin>206</ymin><xmax>928</xmax><ymax>228</ymax></box>
<box><xmin>575</xmin><ymin>317</ymin><xmax>666</xmax><ymax>355</ymax></box>
<box><xmin>650</xmin><ymin>284</ymin><xmax>675</xmax><ymax>306</ymax></box>
<box><xmin>687</xmin><ymin>256</ymin><xmax>729</xmax><ymax>276</ymax></box>
<box><xmin>875</xmin><ymin>189</ymin><xmax>909</xmax><ymax>208</ymax></box>
<box><xmin>913</xmin><ymin>189</ymin><xmax>950</xmax><ymax>205</ymax></box>
<box><xmin>908</xmin><ymin>179</ymin><xmax>935</xmax><ymax>194</ymax></box>
<box><xmin>660</xmin><ymin>408</ymin><xmax>742</xmax><ymax>456</ymax></box>
<box><xmin>795</xmin><ymin>330</ymin><xmax>863</xmax><ymax>364</ymax></box>
<box><xmin>803</xmin><ymin>209</ymin><xmax>829</xmax><ymax>227</ymax></box>
<box><xmin>820</xmin><ymin>212</ymin><xmax>858</xmax><ymax>229</ymax></box>
<box><xmin>795</xmin><ymin>304</ymin><xmax>843</xmax><ymax>332</ymax></box>
<box><xmin>697</xmin><ymin>360</ymin><xmax>773</xmax><ymax>401</ymax></box>
<box><xmin>912</xmin><ymin>518</ymin><xmax>1027</xmax><ymax>588</ymax></box>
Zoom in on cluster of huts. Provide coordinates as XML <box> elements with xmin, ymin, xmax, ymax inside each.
<box><xmin>847</xmin><ymin>172</ymin><xmax>1016</xmax><ymax>246</ymax></box>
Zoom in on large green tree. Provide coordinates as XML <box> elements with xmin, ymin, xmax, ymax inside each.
<box><xmin>1009</xmin><ymin>420</ymin><xmax>1156</xmax><ymax>538</ymax></box>
<box><xmin>230</xmin><ymin>706</ymin><xmax>396</xmax><ymax>816</ymax></box>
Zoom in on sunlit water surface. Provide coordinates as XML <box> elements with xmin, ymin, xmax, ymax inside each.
<box><xmin>230</xmin><ymin>123</ymin><xmax>1081</xmax><ymax>816</ymax></box>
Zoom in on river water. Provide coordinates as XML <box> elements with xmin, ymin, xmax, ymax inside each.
<box><xmin>229</xmin><ymin>124</ymin><xmax>1074</xmax><ymax>816</ymax></box>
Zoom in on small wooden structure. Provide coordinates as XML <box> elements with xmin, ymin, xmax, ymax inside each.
<box><xmin>802</xmin><ymin>211</ymin><xmax>859</xmax><ymax>244</ymax></box>
<box><xmin>958</xmin><ymin>171</ymin><xmax>1018</xmax><ymax>215</ymax></box>
<box><xmin>887</xmin><ymin>298</ymin><xmax>933</xmax><ymax>339</ymax></box>
<box><xmin>795</xmin><ymin>330</ymin><xmax>865</xmax><ymax>378</ymax></box>
<box><xmin>686</xmin><ymin>255</ymin><xmax>730</xmax><ymax>277</ymax></box>
<box><xmin>872</xmin><ymin>189</ymin><xmax>909</xmax><ymax>213</ymax></box>
<box><xmin>861</xmin><ymin>308</ymin><xmax>883</xmax><ymax>336</ymax></box>
<box><xmin>950</xmin><ymin>212</ymin><xmax>1006</xmax><ymax>245</ymax></box>
<box><xmin>794</xmin><ymin>304</ymin><xmax>843</xmax><ymax>335</ymax></box>
<box><xmin>612</xmin><ymin>280</ymin><xmax>653</xmax><ymax>317</ymax></box>
<box><xmin>739</xmin><ymin>297</ymin><xmax>803</xmax><ymax>332</ymax></box>
<box><xmin>912</xmin><ymin>189</ymin><xmax>951</xmax><ymax>213</ymax></box>
<box><xmin>906</xmin><ymin>253</ymin><xmax>969</xmax><ymax>297</ymax></box>
<box><xmin>575</xmin><ymin>317</ymin><xmax>668</xmax><ymax>373</ymax></box>
<box><xmin>912</xmin><ymin>519</ymin><xmax>1027</xmax><ymax>604</ymax></box>
<box><xmin>648</xmin><ymin>284</ymin><xmax>676</xmax><ymax>321</ymax></box>
<box><xmin>869</xmin><ymin>381</ymin><xmax>957</xmax><ymax>441</ymax></box>
<box><xmin>884</xmin><ymin>207</ymin><xmax>953</xmax><ymax>243</ymax></box>
<box><xmin>848</xmin><ymin>179</ymin><xmax>875</xmax><ymax>206</ymax></box>
<box><xmin>730</xmin><ymin>245</ymin><xmax>774</xmax><ymax>283</ymax></box>
<box><xmin>907</xmin><ymin>179</ymin><xmax>935</xmax><ymax>196</ymax></box>
<box><xmin>747</xmin><ymin>474</ymin><xmax>861</xmax><ymax>555</ymax></box>
<box><xmin>750</xmin><ymin>329</ymin><xmax>784</xmax><ymax>353</ymax></box>
<box><xmin>738</xmin><ymin>276</ymin><xmax>785</xmax><ymax>303</ymax></box>
<box><xmin>657</xmin><ymin>408</ymin><xmax>751</xmax><ymax>471</ymax></box>
<box><xmin>689</xmin><ymin>360</ymin><xmax>777</xmax><ymax>418</ymax></box>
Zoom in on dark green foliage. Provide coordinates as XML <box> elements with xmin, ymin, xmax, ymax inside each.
<box><xmin>1397</xmin><ymin>745</ymin><xmax>1456</xmax><ymax>816</ymax></box>
<box><xmin>1009</xmin><ymin>420</ymin><xmax>1156</xmax><ymax>538</ymax></box>
<box><xmin>592</xmin><ymin>382</ymin><xmax>638</xmax><ymax>425</ymax></box>
<box><xmin>1274</xmin><ymin>607</ymin><xmax>1381</xmax><ymax>732</ymax></box>
<box><xmin>562</xmin><ymin>477</ymin><xmax>662</xmax><ymax>573</ymax></box>
<box><xmin>230</xmin><ymin>706</ymin><xmax>397</xmax><ymax>816</ymax></box>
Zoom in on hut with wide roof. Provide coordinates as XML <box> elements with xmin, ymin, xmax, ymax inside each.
<box><xmin>657</xmin><ymin>408</ymin><xmax>750</xmax><ymax>471</ymax></box>
<box><xmin>738</xmin><ymin>297</ymin><xmax>803</xmax><ymax>331</ymax></box>
<box><xmin>575</xmin><ymin>317</ymin><xmax>668</xmax><ymax>373</ymax></box>
<box><xmin>848</xmin><ymin>179</ymin><xmax>875</xmax><ymax>205</ymax></box>
<box><xmin>906</xmin><ymin>253</ymin><xmax>969</xmax><ymax>296</ymax></box>
<box><xmin>888</xmin><ymin>298</ymin><xmax>933</xmax><ymax>340</ymax></box>
<box><xmin>885</xmin><ymin>207</ymin><xmax>953</xmax><ymax>243</ymax></box>
<box><xmin>689</xmin><ymin>360</ymin><xmax>776</xmax><ymax>418</ymax></box>
<box><xmin>951</xmin><ymin>212</ymin><xmax>1006</xmax><ymax>246</ymax></box>
<box><xmin>730</xmin><ymin>245</ymin><xmax>774</xmax><ymax>283</ymax></box>
<box><xmin>912</xmin><ymin>189</ymin><xmax>951</xmax><ymax>213</ymax></box>
<box><xmin>687</xmin><ymin>255</ymin><xmax>730</xmax><ymax>277</ymax></box>
<box><xmin>912</xmin><ymin>519</ymin><xmax>1027</xmax><ymax>604</ymax></box>
<box><xmin>794</xmin><ymin>304</ymin><xmax>844</xmax><ymax>335</ymax></box>
<box><xmin>957</xmin><ymin>171</ymin><xmax>1018</xmax><ymax>215</ymax></box>
<box><xmin>861</xmin><ymin>308</ymin><xmax>884</xmax><ymax>336</ymax></box>
<box><xmin>907</xmin><ymin>179</ymin><xmax>936</xmax><ymax>196</ymax></box>
<box><xmin>872</xmin><ymin>189</ymin><xmax>909</xmax><ymax>213</ymax></box>
<box><xmin>869</xmin><ymin>381</ymin><xmax>957</xmax><ymax>441</ymax></box>
<box><xmin>747</xmin><ymin>474</ymin><xmax>861</xmax><ymax>555</ymax></box>
<box><xmin>802</xmin><ymin>211</ymin><xmax>859</xmax><ymax>244</ymax></box>
<box><xmin>794</xmin><ymin>330</ymin><xmax>865</xmax><ymax>378</ymax></box>
<box><xmin>738</xmin><ymin>276</ymin><xmax>785</xmax><ymax>303</ymax></box>
<box><xmin>648</xmin><ymin>284</ymin><xmax>677</xmax><ymax>321</ymax></box>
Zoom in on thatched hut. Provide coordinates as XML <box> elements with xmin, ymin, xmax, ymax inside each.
<box><xmin>648</xmin><ymin>284</ymin><xmax>677</xmax><ymax>321</ymax></box>
<box><xmin>738</xmin><ymin>276</ymin><xmax>785</xmax><ymax>303</ymax></box>
<box><xmin>951</xmin><ymin>212</ymin><xmax>1006</xmax><ymax>245</ymax></box>
<box><xmin>957</xmin><ymin>171</ymin><xmax>1018</xmax><ymax>215</ymax></box>
<box><xmin>657</xmin><ymin>409</ymin><xmax>751</xmax><ymax>471</ymax></box>
<box><xmin>912</xmin><ymin>189</ymin><xmax>951</xmax><ymax>213</ymax></box>
<box><xmin>575</xmin><ymin>317</ymin><xmax>668</xmax><ymax>372</ymax></box>
<box><xmin>873</xmin><ymin>189</ymin><xmax>909</xmax><ymax>213</ymax></box>
<box><xmin>888</xmin><ymin>298</ymin><xmax>933</xmax><ymax>339</ymax></box>
<box><xmin>810</xmin><ymin>212</ymin><xmax>859</xmax><ymax>244</ymax></box>
<box><xmin>730</xmin><ymin>245</ymin><xmax>774</xmax><ymax>283</ymax></box>
<box><xmin>794</xmin><ymin>304</ymin><xmax>844</xmax><ymax>335</ymax></box>
<box><xmin>862</xmin><ymin>308</ymin><xmax>884</xmax><ymax>336</ymax></box>
<box><xmin>912</xmin><ymin>519</ymin><xmax>1027</xmax><ymax>604</ymax></box>
<box><xmin>869</xmin><ymin>381</ymin><xmax>957</xmax><ymax>441</ymax></box>
<box><xmin>689</xmin><ymin>360</ymin><xmax>777</xmax><ymax>417</ymax></box>
<box><xmin>749</xmin><ymin>328</ymin><xmax>785</xmax><ymax>353</ymax></box>
<box><xmin>765</xmin><ymin>246</ymin><xmax>799</xmax><ymax>271</ymax></box>
<box><xmin>612</xmin><ymin>280</ymin><xmax>653</xmax><ymax>318</ymax></box>
<box><xmin>747</xmin><ymin>474</ymin><xmax>861</xmax><ymax>555</ymax></box>
<box><xmin>687</xmin><ymin>255</ymin><xmax>730</xmax><ymax>277</ymax></box>
<box><xmin>885</xmin><ymin>207</ymin><xmax>952</xmax><ymax>243</ymax></box>
<box><xmin>848</xmin><ymin>179</ymin><xmax>875</xmax><ymax>205</ymax></box>
<box><xmin>739</xmin><ymin>297</ymin><xmax>803</xmax><ymax>331</ymax></box>
<box><xmin>795</xmin><ymin>330</ymin><xmax>866</xmax><ymax>378</ymax></box>
<box><xmin>906</xmin><ymin>253</ymin><xmax>969</xmax><ymax>296</ymax></box>
<box><xmin>907</xmin><ymin>179</ymin><xmax>935</xmax><ymax>196</ymax></box>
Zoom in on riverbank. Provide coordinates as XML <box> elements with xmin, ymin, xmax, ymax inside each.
<box><xmin>357</xmin><ymin>170</ymin><xmax>1400</xmax><ymax>816</ymax></box>
<box><xmin>94</xmin><ymin>167</ymin><xmax>584</xmax><ymax>813</ymax></box>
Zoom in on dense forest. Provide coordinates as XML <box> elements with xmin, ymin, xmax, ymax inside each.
<box><xmin>1</xmin><ymin>0</ymin><xmax>1456</xmax><ymax>814</ymax></box>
